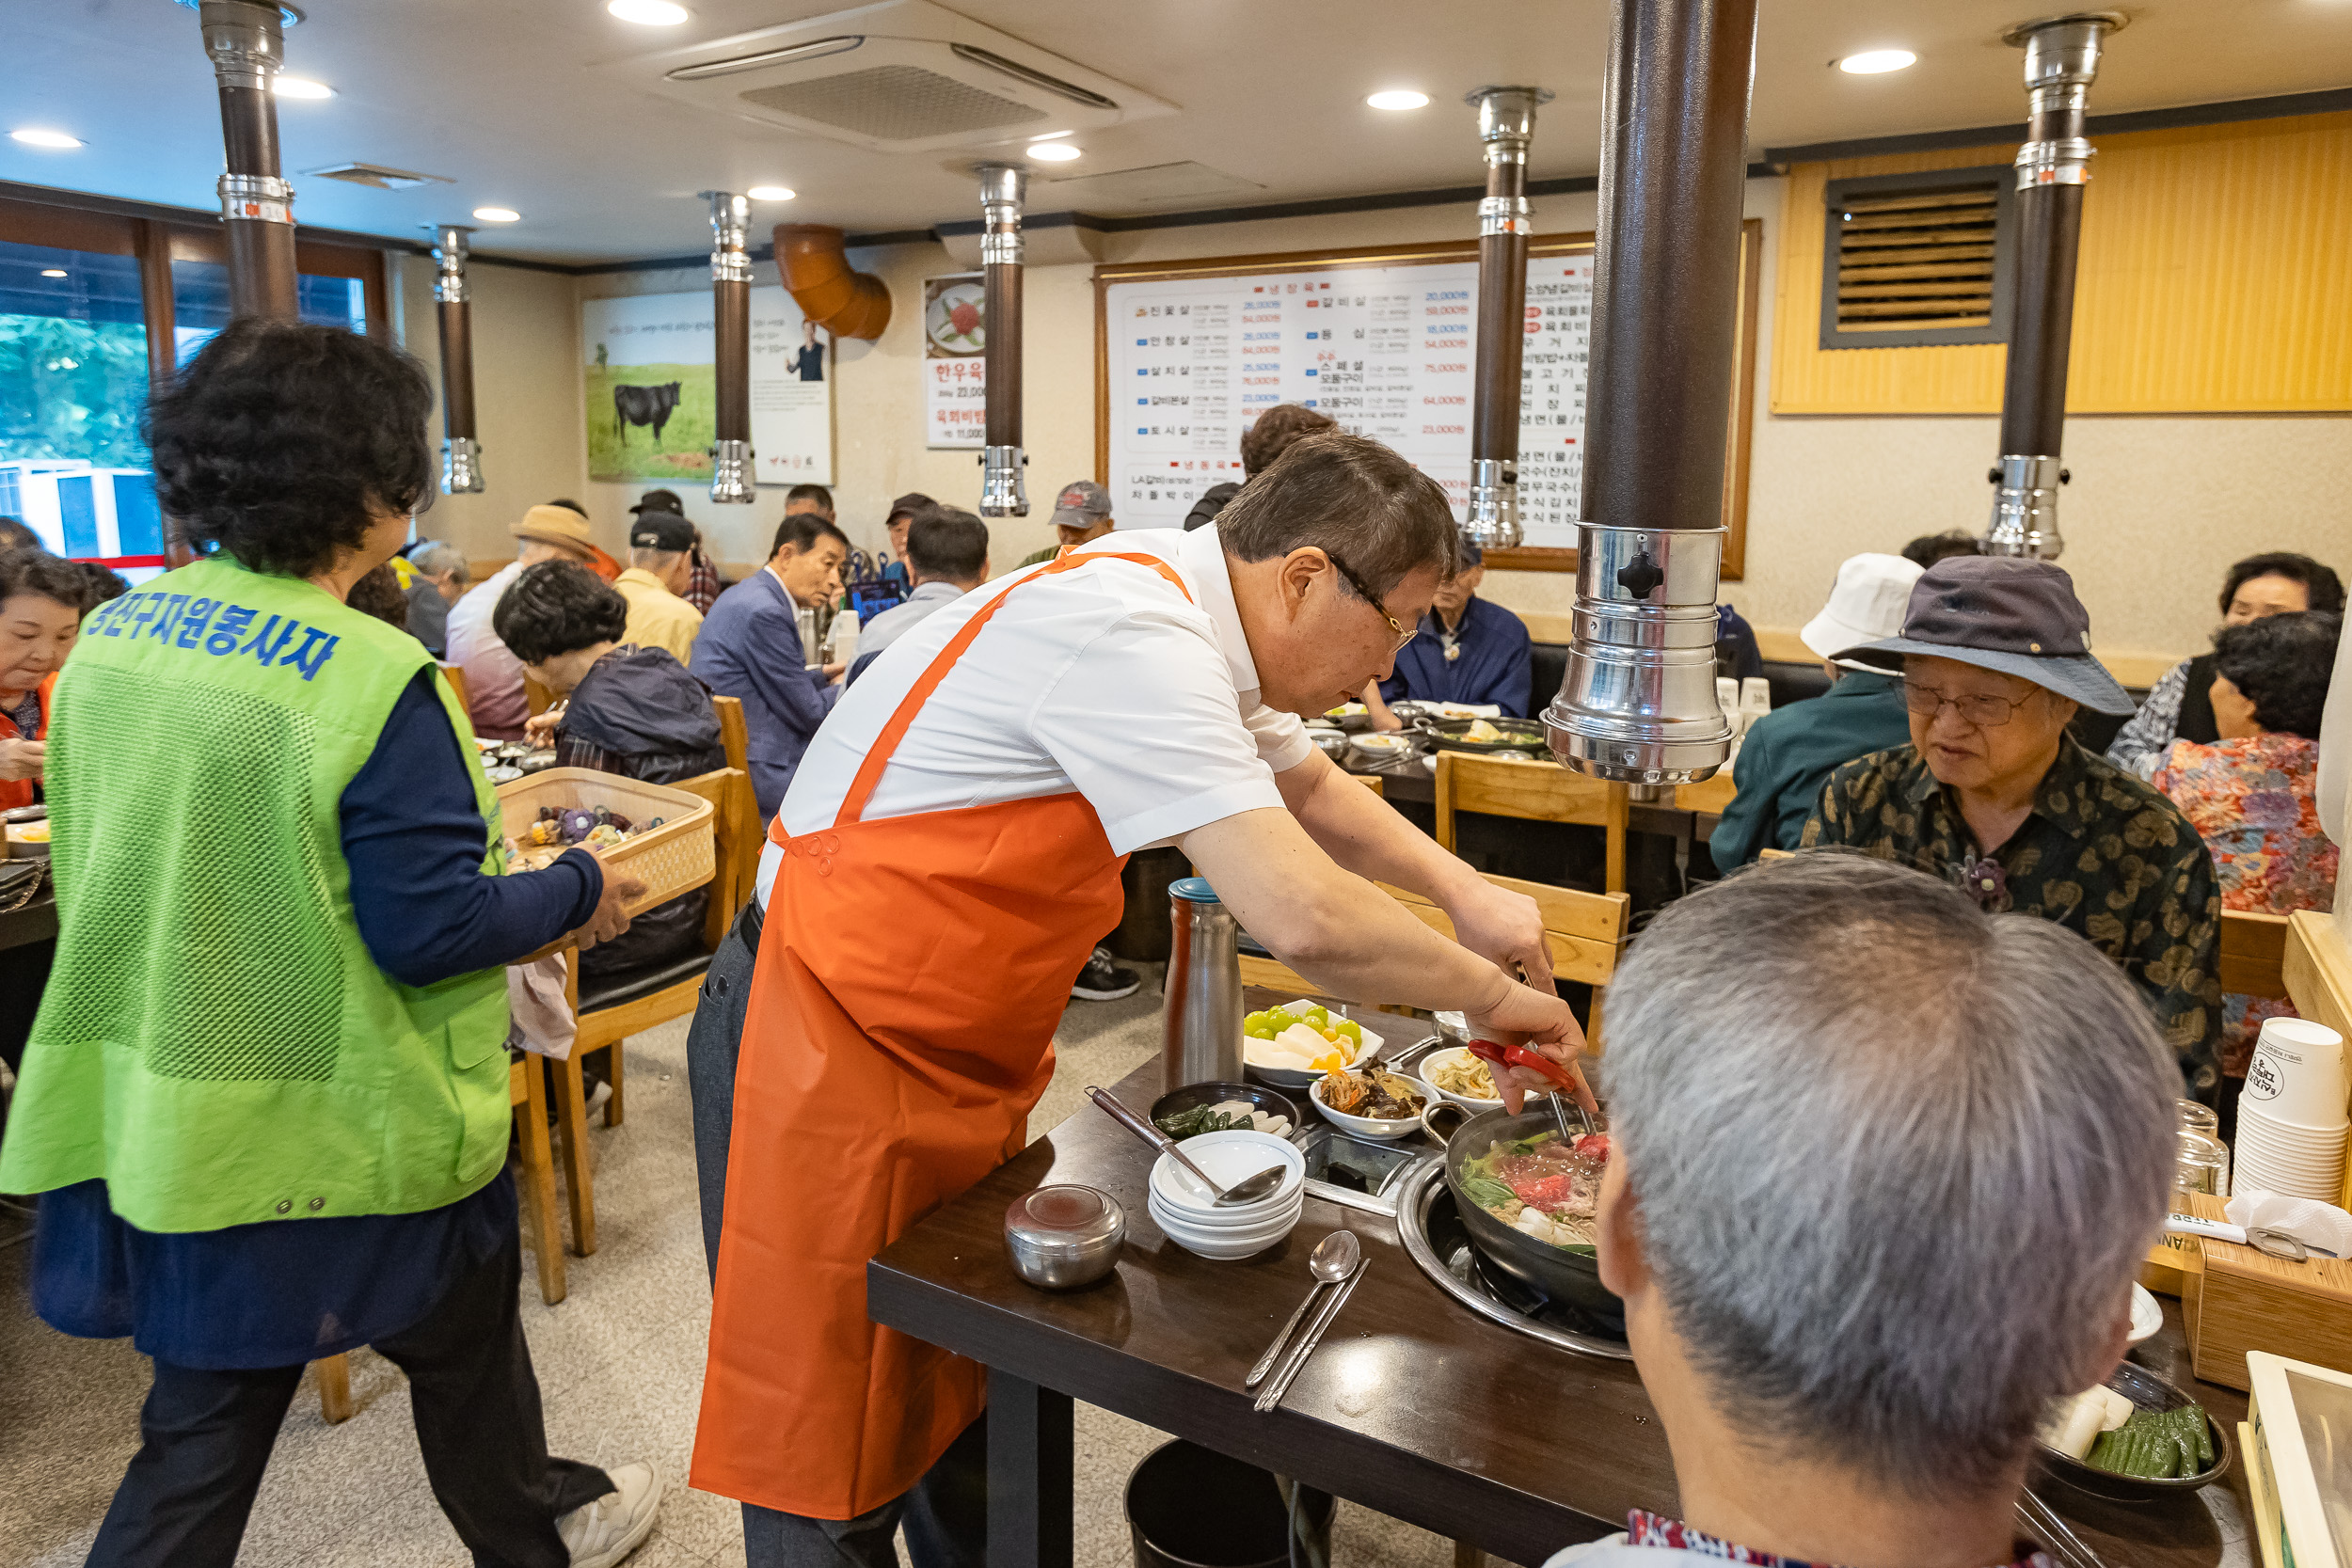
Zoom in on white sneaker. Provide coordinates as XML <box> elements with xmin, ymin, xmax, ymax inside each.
<box><xmin>558</xmin><ymin>1461</ymin><xmax>663</xmax><ymax>1568</ymax></box>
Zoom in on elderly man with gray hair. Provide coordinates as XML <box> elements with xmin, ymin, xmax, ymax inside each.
<box><xmin>1553</xmin><ymin>852</ymin><xmax>2178</xmax><ymax>1568</ymax></box>
<box><xmin>402</xmin><ymin>539</ymin><xmax>469</xmax><ymax>657</ymax></box>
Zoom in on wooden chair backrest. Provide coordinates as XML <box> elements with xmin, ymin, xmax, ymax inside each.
<box><xmin>711</xmin><ymin>694</ymin><xmax>750</xmax><ymax>777</ymax></box>
<box><xmin>437</xmin><ymin>661</ymin><xmax>470</xmax><ymax>715</ymax></box>
<box><xmin>667</xmin><ymin>766</ymin><xmax>759</xmax><ymax>947</ymax></box>
<box><xmin>1435</xmin><ymin>752</ymin><xmax>1629</xmax><ymax>893</ymax></box>
<box><xmin>2222</xmin><ymin>909</ymin><xmax>2291</xmax><ymax>1001</ymax></box>
<box><xmin>1378</xmin><ymin>874</ymin><xmax>1630</xmax><ymax>990</ymax></box>
<box><xmin>1359</xmin><ymin>772</ymin><xmax>1384</xmax><ymax>799</ymax></box>
<box><xmin>523</xmin><ymin>673</ymin><xmax>558</xmax><ymax>720</ymax></box>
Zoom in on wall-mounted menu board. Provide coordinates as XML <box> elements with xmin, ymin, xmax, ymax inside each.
<box><xmin>1092</xmin><ymin>222</ymin><xmax>1759</xmax><ymax>575</ymax></box>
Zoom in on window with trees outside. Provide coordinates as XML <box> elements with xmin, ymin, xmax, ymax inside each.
<box><xmin>0</xmin><ymin>194</ymin><xmax>386</xmax><ymax>583</ymax></box>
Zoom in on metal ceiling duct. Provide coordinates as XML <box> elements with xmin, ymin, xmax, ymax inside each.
<box><xmin>197</xmin><ymin>0</ymin><xmax>297</xmax><ymax>320</ymax></box>
<box><xmin>1981</xmin><ymin>11</ymin><xmax>2123</xmax><ymax>560</ymax></box>
<box><xmin>1464</xmin><ymin>86</ymin><xmax>1550</xmax><ymax>551</ymax></box>
<box><xmin>706</xmin><ymin>191</ymin><xmax>757</xmax><ymax>506</ymax></box>
<box><xmin>1543</xmin><ymin>0</ymin><xmax>1756</xmax><ymax>786</ymax></box>
<box><xmin>775</xmin><ymin>225</ymin><xmax>893</xmax><ymax>339</ymax></box>
<box><xmin>429</xmin><ymin>225</ymin><xmax>483</xmax><ymax>495</ymax></box>
<box><xmin>977</xmin><ymin>163</ymin><xmax>1028</xmax><ymax>517</ymax></box>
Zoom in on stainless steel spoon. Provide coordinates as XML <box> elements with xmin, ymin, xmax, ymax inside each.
<box><xmin>1245</xmin><ymin>1230</ymin><xmax>1359</xmax><ymax>1388</ymax></box>
<box><xmin>1087</xmin><ymin>1086</ymin><xmax>1289</xmax><ymax>1207</ymax></box>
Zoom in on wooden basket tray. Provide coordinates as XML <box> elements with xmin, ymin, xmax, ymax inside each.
<box><xmin>496</xmin><ymin>767</ymin><xmax>716</xmax><ymax>943</ymax></box>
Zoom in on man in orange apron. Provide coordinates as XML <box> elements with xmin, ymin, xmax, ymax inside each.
<box><xmin>690</xmin><ymin>434</ymin><xmax>1589</xmax><ymax>1568</ymax></box>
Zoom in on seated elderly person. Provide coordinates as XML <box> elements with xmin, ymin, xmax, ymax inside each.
<box><xmin>400</xmin><ymin>539</ymin><xmax>469</xmax><ymax>657</ymax></box>
<box><xmin>1710</xmin><ymin>552</ymin><xmax>1920</xmax><ymax>864</ymax></box>
<box><xmin>445</xmin><ymin>503</ymin><xmax>603</xmax><ymax>740</ymax></box>
<box><xmin>2108</xmin><ymin>550</ymin><xmax>2344</xmax><ymax>780</ymax></box>
<box><xmin>2155</xmin><ymin>610</ymin><xmax>2342</xmax><ymax>1118</ymax></box>
<box><xmin>1804</xmin><ymin>556</ymin><xmax>2222</xmax><ymax>1097</ymax></box>
<box><xmin>0</xmin><ymin>546</ymin><xmax>88</xmax><ymax>813</ymax></box>
<box><xmin>1366</xmin><ymin>537</ymin><xmax>1534</xmax><ymax>723</ymax></box>
<box><xmin>612</xmin><ymin>509</ymin><xmax>706</xmax><ymax>666</ymax></box>
<box><xmin>500</xmin><ymin>560</ymin><xmax>724</xmax><ymax>983</ymax></box>
<box><xmin>847</xmin><ymin>505</ymin><xmax>989</xmax><ymax>686</ymax></box>
<box><xmin>1551</xmin><ymin>853</ymin><xmax>2176</xmax><ymax>1568</ymax></box>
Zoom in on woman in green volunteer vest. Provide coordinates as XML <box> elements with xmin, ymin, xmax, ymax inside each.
<box><xmin>0</xmin><ymin>321</ymin><xmax>664</xmax><ymax>1568</ymax></box>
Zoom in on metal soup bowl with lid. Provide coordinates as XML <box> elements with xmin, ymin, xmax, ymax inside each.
<box><xmin>1004</xmin><ymin>1184</ymin><xmax>1125</xmax><ymax>1290</ymax></box>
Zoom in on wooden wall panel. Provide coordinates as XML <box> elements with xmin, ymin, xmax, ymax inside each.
<box><xmin>1772</xmin><ymin>111</ymin><xmax>2352</xmax><ymax>415</ymax></box>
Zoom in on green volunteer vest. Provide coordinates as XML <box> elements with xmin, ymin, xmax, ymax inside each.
<box><xmin>0</xmin><ymin>556</ymin><xmax>515</xmax><ymax>1232</ymax></box>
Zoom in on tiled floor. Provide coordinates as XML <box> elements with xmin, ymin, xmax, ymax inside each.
<box><xmin>3</xmin><ymin>969</ymin><xmax>1458</xmax><ymax>1568</ymax></box>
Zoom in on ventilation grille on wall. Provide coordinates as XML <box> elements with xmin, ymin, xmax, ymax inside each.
<box><xmin>739</xmin><ymin>64</ymin><xmax>1047</xmax><ymax>140</ymax></box>
<box><xmin>1819</xmin><ymin>168</ymin><xmax>2013</xmax><ymax>350</ymax></box>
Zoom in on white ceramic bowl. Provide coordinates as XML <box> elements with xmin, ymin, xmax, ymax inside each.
<box><xmin>1309</xmin><ymin>1074</ymin><xmax>1437</xmax><ymax>1141</ymax></box>
<box><xmin>1149</xmin><ymin>1130</ymin><xmax>1305</xmax><ymax>1220</ymax></box>
<box><xmin>1148</xmin><ymin>1187</ymin><xmax>1303</xmax><ymax>1237</ymax></box>
<box><xmin>1149</xmin><ymin>1195</ymin><xmax>1302</xmax><ymax>1259</ymax></box>
<box><xmin>1148</xmin><ymin>1182</ymin><xmax>1304</xmax><ymax>1232</ymax></box>
<box><xmin>1347</xmin><ymin>733</ymin><xmax>1411</xmax><ymax>767</ymax></box>
<box><xmin>1419</xmin><ymin>1046</ymin><xmax>1510</xmax><ymax>1113</ymax></box>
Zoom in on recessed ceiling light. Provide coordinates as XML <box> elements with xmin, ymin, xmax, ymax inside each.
<box><xmin>273</xmin><ymin>75</ymin><xmax>335</xmax><ymax>99</ymax></box>
<box><xmin>472</xmin><ymin>206</ymin><xmax>521</xmax><ymax>222</ymax></box>
<box><xmin>608</xmin><ymin>0</ymin><xmax>689</xmax><ymax>24</ymax></box>
<box><xmin>1026</xmin><ymin>141</ymin><xmax>1081</xmax><ymax>162</ymax></box>
<box><xmin>1836</xmin><ymin>49</ymin><xmax>1916</xmax><ymax>74</ymax></box>
<box><xmin>1366</xmin><ymin>89</ymin><xmax>1429</xmax><ymax>111</ymax></box>
<box><xmin>40</xmin><ymin>269</ymin><xmax>68</xmax><ymax>278</ymax></box>
<box><xmin>10</xmin><ymin>128</ymin><xmax>83</xmax><ymax>149</ymax></box>
<box><xmin>746</xmin><ymin>185</ymin><xmax>796</xmax><ymax>201</ymax></box>
<box><xmin>1029</xmin><ymin>130</ymin><xmax>1073</xmax><ymax>141</ymax></box>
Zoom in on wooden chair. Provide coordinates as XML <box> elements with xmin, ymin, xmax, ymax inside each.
<box><xmin>2221</xmin><ymin>909</ymin><xmax>2291</xmax><ymax>1001</ymax></box>
<box><xmin>547</xmin><ymin>763</ymin><xmax>761</xmax><ymax>1258</ymax></box>
<box><xmin>1435</xmin><ymin>752</ymin><xmax>1629</xmax><ymax>895</ymax></box>
<box><xmin>437</xmin><ymin>661</ymin><xmax>470</xmax><ymax>715</ymax></box>
<box><xmin>1238</xmin><ymin>875</ymin><xmax>1632</xmax><ymax>1049</ymax></box>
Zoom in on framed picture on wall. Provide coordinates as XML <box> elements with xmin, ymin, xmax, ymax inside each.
<box><xmin>924</xmin><ymin>273</ymin><xmax>985</xmax><ymax>451</ymax></box>
<box><xmin>584</xmin><ymin>287</ymin><xmax>833</xmax><ymax>484</ymax></box>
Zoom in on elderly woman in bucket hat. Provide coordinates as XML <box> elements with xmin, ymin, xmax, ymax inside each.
<box><xmin>1803</xmin><ymin>556</ymin><xmax>2223</xmax><ymax>1098</ymax></box>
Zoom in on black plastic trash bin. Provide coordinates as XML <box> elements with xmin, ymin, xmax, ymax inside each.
<box><xmin>1126</xmin><ymin>1440</ymin><xmax>1335</xmax><ymax>1568</ymax></box>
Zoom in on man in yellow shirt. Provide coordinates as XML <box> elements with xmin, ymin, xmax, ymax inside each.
<box><xmin>612</xmin><ymin>510</ymin><xmax>706</xmax><ymax>665</ymax></box>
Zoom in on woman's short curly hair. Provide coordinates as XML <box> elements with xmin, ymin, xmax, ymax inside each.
<box><xmin>493</xmin><ymin>561</ymin><xmax>628</xmax><ymax>666</ymax></box>
<box><xmin>146</xmin><ymin>320</ymin><xmax>435</xmax><ymax>579</ymax></box>
<box><xmin>0</xmin><ymin>546</ymin><xmax>99</xmax><ymax>614</ymax></box>
<box><xmin>2213</xmin><ymin>611</ymin><xmax>2341</xmax><ymax>740</ymax></box>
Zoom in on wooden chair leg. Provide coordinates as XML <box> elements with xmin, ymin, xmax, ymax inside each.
<box><xmin>1452</xmin><ymin>1542</ymin><xmax>1486</xmax><ymax>1568</ymax></box>
<box><xmin>516</xmin><ymin>1056</ymin><xmax>567</xmax><ymax>1305</ymax></box>
<box><xmin>315</xmin><ymin>1353</ymin><xmax>354</xmax><ymax>1424</ymax></box>
<box><xmin>1584</xmin><ymin>988</ymin><xmax>1606</xmax><ymax>1057</ymax></box>
<box><xmin>603</xmin><ymin>1039</ymin><xmax>625</xmax><ymax>1128</ymax></box>
<box><xmin>1603</xmin><ymin>783</ymin><xmax>1629</xmax><ymax>895</ymax></box>
<box><xmin>552</xmin><ymin>1053</ymin><xmax>597</xmax><ymax>1257</ymax></box>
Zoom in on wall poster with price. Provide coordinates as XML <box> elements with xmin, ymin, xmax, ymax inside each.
<box><xmin>924</xmin><ymin>274</ymin><xmax>987</xmax><ymax>450</ymax></box>
<box><xmin>1090</xmin><ymin>222</ymin><xmax>1760</xmax><ymax>574</ymax></box>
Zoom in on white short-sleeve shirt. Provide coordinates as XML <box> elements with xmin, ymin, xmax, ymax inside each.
<box><xmin>755</xmin><ymin>525</ymin><xmax>1311</xmax><ymax>908</ymax></box>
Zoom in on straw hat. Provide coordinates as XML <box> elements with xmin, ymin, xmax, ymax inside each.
<box><xmin>511</xmin><ymin>504</ymin><xmax>595</xmax><ymax>557</ymax></box>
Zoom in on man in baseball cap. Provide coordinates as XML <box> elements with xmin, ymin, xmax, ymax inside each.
<box><xmin>1802</xmin><ymin>556</ymin><xmax>2221</xmax><ymax>1095</ymax></box>
<box><xmin>1016</xmin><ymin>480</ymin><xmax>1114</xmax><ymax>568</ymax></box>
<box><xmin>613</xmin><ymin>509</ymin><xmax>707</xmax><ymax>665</ymax></box>
<box><xmin>881</xmin><ymin>492</ymin><xmax>934</xmax><ymax>587</ymax></box>
<box><xmin>1711</xmin><ymin>552</ymin><xmax>1920</xmax><ymax>865</ymax></box>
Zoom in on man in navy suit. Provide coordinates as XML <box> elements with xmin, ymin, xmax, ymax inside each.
<box><xmin>691</xmin><ymin>513</ymin><xmax>850</xmax><ymax>816</ymax></box>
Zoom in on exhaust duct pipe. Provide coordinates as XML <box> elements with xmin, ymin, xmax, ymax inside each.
<box><xmin>977</xmin><ymin>163</ymin><xmax>1028</xmax><ymax>517</ymax></box>
<box><xmin>197</xmin><ymin>0</ymin><xmax>298</xmax><ymax>321</ymax></box>
<box><xmin>1464</xmin><ymin>86</ymin><xmax>1551</xmax><ymax>551</ymax></box>
<box><xmin>1982</xmin><ymin>11</ymin><xmax>2122</xmax><ymax>560</ymax></box>
<box><xmin>706</xmin><ymin>190</ymin><xmax>755</xmax><ymax>505</ymax></box>
<box><xmin>428</xmin><ymin>225</ymin><xmax>484</xmax><ymax>495</ymax></box>
<box><xmin>1543</xmin><ymin>0</ymin><xmax>1756</xmax><ymax>785</ymax></box>
<box><xmin>774</xmin><ymin>224</ymin><xmax>892</xmax><ymax>340</ymax></box>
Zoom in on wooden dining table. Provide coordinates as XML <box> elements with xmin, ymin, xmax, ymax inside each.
<box><xmin>867</xmin><ymin>1004</ymin><xmax>2258</xmax><ymax>1568</ymax></box>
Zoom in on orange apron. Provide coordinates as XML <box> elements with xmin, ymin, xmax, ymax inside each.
<box><xmin>691</xmin><ymin>551</ymin><xmax>1193</xmax><ymax>1519</ymax></box>
<box><xmin>0</xmin><ymin>671</ymin><xmax>55</xmax><ymax>813</ymax></box>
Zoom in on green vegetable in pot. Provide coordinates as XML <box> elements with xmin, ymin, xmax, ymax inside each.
<box><xmin>2084</xmin><ymin>1403</ymin><xmax>2213</xmax><ymax>1480</ymax></box>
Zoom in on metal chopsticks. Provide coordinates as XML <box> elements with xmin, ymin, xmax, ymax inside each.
<box><xmin>1254</xmin><ymin>1259</ymin><xmax>1366</xmax><ymax>1414</ymax></box>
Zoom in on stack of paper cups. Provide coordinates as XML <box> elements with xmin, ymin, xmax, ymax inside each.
<box><xmin>2234</xmin><ymin>1018</ymin><xmax>2350</xmax><ymax>1201</ymax></box>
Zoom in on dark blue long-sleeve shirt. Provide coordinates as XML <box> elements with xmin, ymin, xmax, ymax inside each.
<box><xmin>1378</xmin><ymin>594</ymin><xmax>1535</xmax><ymax>717</ymax></box>
<box><xmin>35</xmin><ymin>670</ymin><xmax>600</xmax><ymax>1369</ymax></box>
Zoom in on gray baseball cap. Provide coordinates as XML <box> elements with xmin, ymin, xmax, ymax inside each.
<box><xmin>1049</xmin><ymin>480</ymin><xmax>1112</xmax><ymax>529</ymax></box>
<box><xmin>1837</xmin><ymin>556</ymin><xmax>2136</xmax><ymax>715</ymax></box>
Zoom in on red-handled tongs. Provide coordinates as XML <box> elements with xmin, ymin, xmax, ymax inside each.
<box><xmin>1465</xmin><ymin>1037</ymin><xmax>1597</xmax><ymax>1132</ymax></box>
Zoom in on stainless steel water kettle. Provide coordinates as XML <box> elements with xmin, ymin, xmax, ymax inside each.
<box><xmin>1163</xmin><ymin>876</ymin><xmax>1243</xmax><ymax>1088</ymax></box>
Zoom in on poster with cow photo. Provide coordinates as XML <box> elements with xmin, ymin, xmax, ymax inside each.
<box><xmin>583</xmin><ymin>288</ymin><xmax>833</xmax><ymax>484</ymax></box>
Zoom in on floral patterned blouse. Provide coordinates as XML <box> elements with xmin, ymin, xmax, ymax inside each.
<box><xmin>2154</xmin><ymin>732</ymin><xmax>2339</xmax><ymax>1077</ymax></box>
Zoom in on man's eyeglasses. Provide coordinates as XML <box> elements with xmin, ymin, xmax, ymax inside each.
<box><xmin>1900</xmin><ymin>680</ymin><xmax>2039</xmax><ymax>728</ymax></box>
<box><xmin>1326</xmin><ymin>551</ymin><xmax>1416</xmax><ymax>653</ymax></box>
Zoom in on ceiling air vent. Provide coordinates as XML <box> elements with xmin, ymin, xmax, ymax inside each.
<box><xmin>303</xmin><ymin>162</ymin><xmax>451</xmax><ymax>191</ymax></box>
<box><xmin>740</xmin><ymin>66</ymin><xmax>1046</xmax><ymax>141</ymax></box>
<box><xmin>616</xmin><ymin>0</ymin><xmax>1175</xmax><ymax>156</ymax></box>
<box><xmin>1818</xmin><ymin>166</ymin><xmax>2014</xmax><ymax>350</ymax></box>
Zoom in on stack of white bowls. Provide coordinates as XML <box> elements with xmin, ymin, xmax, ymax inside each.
<box><xmin>1148</xmin><ymin>1129</ymin><xmax>1306</xmax><ymax>1260</ymax></box>
<box><xmin>2234</xmin><ymin>1018</ymin><xmax>2350</xmax><ymax>1202</ymax></box>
